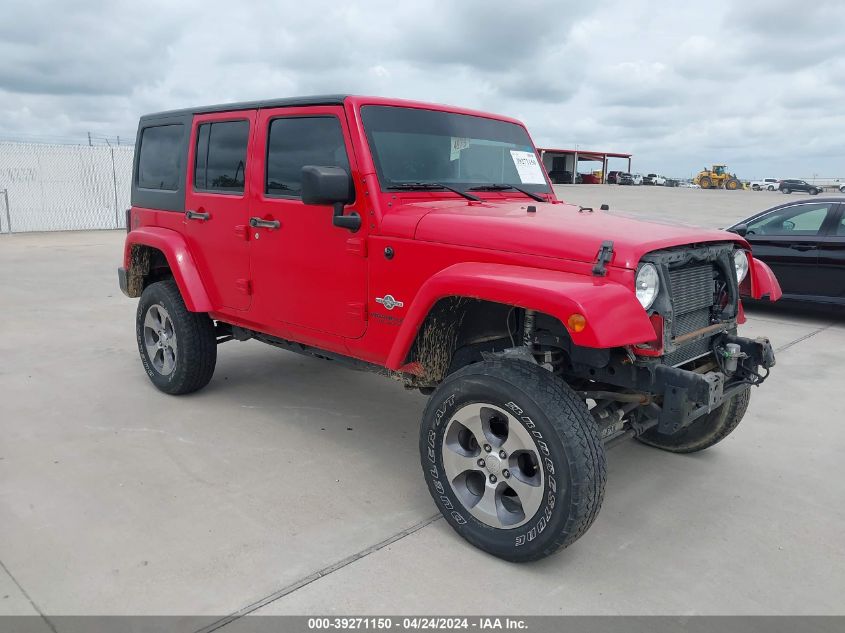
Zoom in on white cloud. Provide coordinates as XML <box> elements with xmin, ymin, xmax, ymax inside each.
<box><xmin>0</xmin><ymin>0</ymin><xmax>843</xmax><ymax>178</ymax></box>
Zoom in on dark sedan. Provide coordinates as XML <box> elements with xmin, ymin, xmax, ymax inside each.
<box><xmin>728</xmin><ymin>198</ymin><xmax>845</xmax><ymax>304</ymax></box>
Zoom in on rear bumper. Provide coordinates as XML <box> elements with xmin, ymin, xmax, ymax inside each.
<box><xmin>652</xmin><ymin>335</ymin><xmax>775</xmax><ymax>433</ymax></box>
<box><xmin>118</xmin><ymin>267</ymin><xmax>129</xmax><ymax>297</ymax></box>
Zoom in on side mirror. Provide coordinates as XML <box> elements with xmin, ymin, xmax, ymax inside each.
<box><xmin>301</xmin><ymin>165</ymin><xmax>360</xmax><ymax>232</ymax></box>
<box><xmin>729</xmin><ymin>223</ymin><xmax>748</xmax><ymax>237</ymax></box>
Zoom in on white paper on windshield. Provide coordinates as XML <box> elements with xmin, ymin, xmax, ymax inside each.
<box><xmin>509</xmin><ymin>150</ymin><xmax>546</xmax><ymax>184</ymax></box>
<box><xmin>450</xmin><ymin>137</ymin><xmax>471</xmax><ymax>161</ymax></box>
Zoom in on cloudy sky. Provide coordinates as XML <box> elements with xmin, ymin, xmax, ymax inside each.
<box><xmin>1</xmin><ymin>0</ymin><xmax>843</xmax><ymax>178</ymax></box>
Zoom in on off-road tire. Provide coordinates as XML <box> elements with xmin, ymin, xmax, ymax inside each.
<box><xmin>726</xmin><ymin>178</ymin><xmax>740</xmax><ymax>190</ymax></box>
<box><xmin>136</xmin><ymin>279</ymin><xmax>217</xmax><ymax>395</ymax></box>
<box><xmin>420</xmin><ymin>360</ymin><xmax>606</xmax><ymax>562</ymax></box>
<box><xmin>636</xmin><ymin>388</ymin><xmax>751</xmax><ymax>453</ymax></box>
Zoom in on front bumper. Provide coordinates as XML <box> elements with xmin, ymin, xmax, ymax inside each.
<box><xmin>571</xmin><ymin>335</ymin><xmax>775</xmax><ymax>434</ymax></box>
<box><xmin>652</xmin><ymin>335</ymin><xmax>775</xmax><ymax>433</ymax></box>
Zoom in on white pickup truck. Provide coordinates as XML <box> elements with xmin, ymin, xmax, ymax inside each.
<box><xmin>751</xmin><ymin>178</ymin><xmax>779</xmax><ymax>191</ymax></box>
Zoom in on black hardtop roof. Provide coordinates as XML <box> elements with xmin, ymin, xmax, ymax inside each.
<box><xmin>140</xmin><ymin>94</ymin><xmax>350</xmax><ymax>121</ymax></box>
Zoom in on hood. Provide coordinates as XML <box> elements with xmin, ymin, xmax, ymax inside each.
<box><xmin>407</xmin><ymin>199</ymin><xmax>743</xmax><ymax>269</ymax></box>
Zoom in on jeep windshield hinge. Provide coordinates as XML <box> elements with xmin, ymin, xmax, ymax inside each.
<box><xmin>592</xmin><ymin>240</ymin><xmax>614</xmax><ymax>276</ymax></box>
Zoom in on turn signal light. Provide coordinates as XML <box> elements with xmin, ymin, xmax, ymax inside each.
<box><xmin>567</xmin><ymin>313</ymin><xmax>587</xmax><ymax>333</ymax></box>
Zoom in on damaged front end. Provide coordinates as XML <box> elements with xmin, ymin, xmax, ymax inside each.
<box><xmin>562</xmin><ymin>242</ymin><xmax>777</xmax><ymax>445</ymax></box>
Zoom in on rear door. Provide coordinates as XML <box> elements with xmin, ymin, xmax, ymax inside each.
<box><xmin>744</xmin><ymin>201</ymin><xmax>837</xmax><ymax>296</ymax></box>
<box><xmin>246</xmin><ymin>106</ymin><xmax>368</xmax><ymax>338</ymax></box>
<box><xmin>816</xmin><ymin>203</ymin><xmax>845</xmax><ymax>301</ymax></box>
<box><xmin>184</xmin><ymin>110</ymin><xmax>255</xmax><ymax>311</ymax></box>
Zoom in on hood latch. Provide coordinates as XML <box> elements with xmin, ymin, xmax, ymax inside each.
<box><xmin>592</xmin><ymin>240</ymin><xmax>614</xmax><ymax>277</ymax></box>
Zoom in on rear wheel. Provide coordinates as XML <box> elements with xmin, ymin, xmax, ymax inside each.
<box><xmin>420</xmin><ymin>360</ymin><xmax>606</xmax><ymax>562</ymax></box>
<box><xmin>637</xmin><ymin>388</ymin><xmax>750</xmax><ymax>453</ymax></box>
<box><xmin>136</xmin><ymin>279</ymin><xmax>217</xmax><ymax>395</ymax></box>
<box><xmin>699</xmin><ymin>176</ymin><xmax>712</xmax><ymax>189</ymax></box>
<box><xmin>782</xmin><ymin>187</ymin><xmax>791</xmax><ymax>194</ymax></box>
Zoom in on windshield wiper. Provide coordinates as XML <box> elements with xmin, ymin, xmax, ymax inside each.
<box><xmin>386</xmin><ymin>182</ymin><xmax>480</xmax><ymax>201</ymax></box>
<box><xmin>468</xmin><ymin>184</ymin><xmax>546</xmax><ymax>202</ymax></box>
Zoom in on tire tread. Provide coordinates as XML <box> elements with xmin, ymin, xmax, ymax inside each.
<box><xmin>137</xmin><ymin>279</ymin><xmax>216</xmax><ymax>395</ymax></box>
<box><xmin>424</xmin><ymin>359</ymin><xmax>607</xmax><ymax>562</ymax></box>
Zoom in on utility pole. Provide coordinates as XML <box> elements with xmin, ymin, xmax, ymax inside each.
<box><xmin>87</xmin><ymin>132</ymin><xmax>92</xmax><ymax>147</ymax></box>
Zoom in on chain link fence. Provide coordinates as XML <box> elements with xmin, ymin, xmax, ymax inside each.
<box><xmin>0</xmin><ymin>142</ymin><xmax>134</xmax><ymax>233</ymax></box>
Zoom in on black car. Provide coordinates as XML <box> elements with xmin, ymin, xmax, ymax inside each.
<box><xmin>606</xmin><ymin>170</ymin><xmax>622</xmax><ymax>184</ymax></box>
<box><xmin>728</xmin><ymin>198</ymin><xmax>845</xmax><ymax>304</ymax></box>
<box><xmin>778</xmin><ymin>179</ymin><xmax>821</xmax><ymax>195</ymax></box>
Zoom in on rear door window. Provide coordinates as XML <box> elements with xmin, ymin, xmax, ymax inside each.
<box><xmin>194</xmin><ymin>120</ymin><xmax>249</xmax><ymax>193</ymax></box>
<box><xmin>137</xmin><ymin>124</ymin><xmax>183</xmax><ymax>190</ymax></box>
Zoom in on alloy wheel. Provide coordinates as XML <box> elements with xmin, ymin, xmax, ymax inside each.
<box><xmin>441</xmin><ymin>403</ymin><xmax>545</xmax><ymax>529</ymax></box>
<box><xmin>143</xmin><ymin>304</ymin><xmax>178</xmax><ymax>375</ymax></box>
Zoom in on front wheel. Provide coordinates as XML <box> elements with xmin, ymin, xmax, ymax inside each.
<box><xmin>420</xmin><ymin>360</ymin><xmax>606</xmax><ymax>562</ymax></box>
<box><xmin>636</xmin><ymin>388</ymin><xmax>750</xmax><ymax>453</ymax></box>
<box><xmin>136</xmin><ymin>279</ymin><xmax>217</xmax><ymax>395</ymax></box>
<box><xmin>782</xmin><ymin>187</ymin><xmax>791</xmax><ymax>194</ymax></box>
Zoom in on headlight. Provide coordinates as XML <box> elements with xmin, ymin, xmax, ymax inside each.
<box><xmin>635</xmin><ymin>263</ymin><xmax>660</xmax><ymax>310</ymax></box>
<box><xmin>734</xmin><ymin>250</ymin><xmax>749</xmax><ymax>283</ymax></box>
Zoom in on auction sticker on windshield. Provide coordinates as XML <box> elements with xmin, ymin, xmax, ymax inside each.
<box><xmin>510</xmin><ymin>150</ymin><xmax>545</xmax><ymax>184</ymax></box>
<box><xmin>450</xmin><ymin>137</ymin><xmax>471</xmax><ymax>160</ymax></box>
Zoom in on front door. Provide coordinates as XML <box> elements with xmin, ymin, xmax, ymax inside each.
<box><xmin>744</xmin><ymin>201</ymin><xmax>835</xmax><ymax>297</ymax></box>
<box><xmin>184</xmin><ymin>110</ymin><xmax>255</xmax><ymax>311</ymax></box>
<box><xmin>817</xmin><ymin>204</ymin><xmax>845</xmax><ymax>300</ymax></box>
<box><xmin>247</xmin><ymin>106</ymin><xmax>368</xmax><ymax>339</ymax></box>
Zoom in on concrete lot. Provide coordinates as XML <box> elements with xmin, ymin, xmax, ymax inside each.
<box><xmin>553</xmin><ymin>183</ymin><xmax>801</xmax><ymax>229</ymax></box>
<box><xmin>1</xmin><ymin>186</ymin><xmax>844</xmax><ymax>626</ymax></box>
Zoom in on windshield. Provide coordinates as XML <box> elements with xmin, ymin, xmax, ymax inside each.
<box><xmin>360</xmin><ymin>105</ymin><xmax>551</xmax><ymax>193</ymax></box>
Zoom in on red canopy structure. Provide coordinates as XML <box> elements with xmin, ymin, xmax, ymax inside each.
<box><xmin>538</xmin><ymin>147</ymin><xmax>632</xmax><ymax>184</ymax></box>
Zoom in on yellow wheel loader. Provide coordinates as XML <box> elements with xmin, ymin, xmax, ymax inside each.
<box><xmin>694</xmin><ymin>165</ymin><xmax>742</xmax><ymax>190</ymax></box>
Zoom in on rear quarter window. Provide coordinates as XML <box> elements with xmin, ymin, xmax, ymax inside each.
<box><xmin>137</xmin><ymin>124</ymin><xmax>183</xmax><ymax>190</ymax></box>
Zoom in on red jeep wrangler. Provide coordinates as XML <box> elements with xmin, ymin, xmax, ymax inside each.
<box><xmin>119</xmin><ymin>95</ymin><xmax>781</xmax><ymax>562</ymax></box>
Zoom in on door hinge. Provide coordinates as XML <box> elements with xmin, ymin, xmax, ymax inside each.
<box><xmin>346</xmin><ymin>301</ymin><xmax>367</xmax><ymax>321</ymax></box>
<box><xmin>235</xmin><ymin>279</ymin><xmax>252</xmax><ymax>295</ymax></box>
<box><xmin>346</xmin><ymin>237</ymin><xmax>367</xmax><ymax>257</ymax></box>
<box><xmin>234</xmin><ymin>224</ymin><xmax>249</xmax><ymax>241</ymax></box>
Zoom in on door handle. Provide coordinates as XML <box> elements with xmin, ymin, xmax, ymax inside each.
<box><xmin>185</xmin><ymin>210</ymin><xmax>210</xmax><ymax>221</ymax></box>
<box><xmin>249</xmin><ymin>217</ymin><xmax>280</xmax><ymax>230</ymax></box>
<box><xmin>790</xmin><ymin>244</ymin><xmax>817</xmax><ymax>251</ymax></box>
